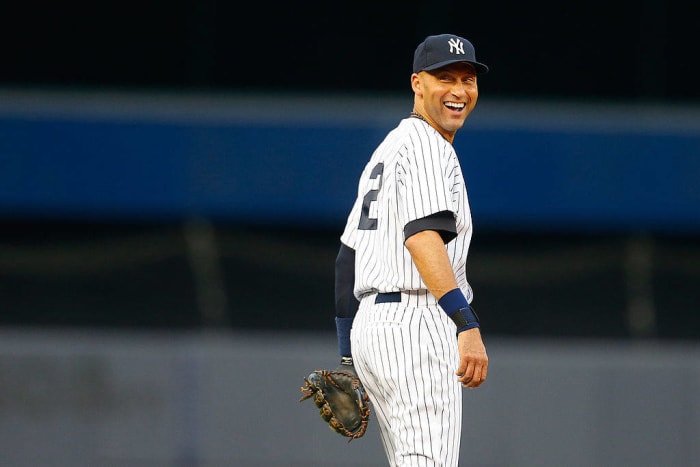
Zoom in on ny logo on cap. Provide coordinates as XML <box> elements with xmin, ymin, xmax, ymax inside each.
<box><xmin>448</xmin><ymin>38</ymin><xmax>465</xmax><ymax>55</ymax></box>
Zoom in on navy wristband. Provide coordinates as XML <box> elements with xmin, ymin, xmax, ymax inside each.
<box><xmin>451</xmin><ymin>307</ymin><xmax>480</xmax><ymax>333</ymax></box>
<box><xmin>335</xmin><ymin>316</ymin><xmax>354</xmax><ymax>357</ymax></box>
<box><xmin>438</xmin><ymin>288</ymin><xmax>480</xmax><ymax>333</ymax></box>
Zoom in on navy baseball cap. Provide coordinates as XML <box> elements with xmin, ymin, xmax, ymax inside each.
<box><xmin>413</xmin><ymin>34</ymin><xmax>489</xmax><ymax>74</ymax></box>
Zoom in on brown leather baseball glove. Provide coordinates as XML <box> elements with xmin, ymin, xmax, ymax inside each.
<box><xmin>300</xmin><ymin>368</ymin><xmax>370</xmax><ymax>441</ymax></box>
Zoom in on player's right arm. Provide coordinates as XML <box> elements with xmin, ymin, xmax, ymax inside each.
<box><xmin>404</xmin><ymin>229</ymin><xmax>488</xmax><ymax>388</ymax></box>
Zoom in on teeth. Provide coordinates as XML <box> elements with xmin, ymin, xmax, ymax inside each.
<box><xmin>445</xmin><ymin>102</ymin><xmax>465</xmax><ymax>110</ymax></box>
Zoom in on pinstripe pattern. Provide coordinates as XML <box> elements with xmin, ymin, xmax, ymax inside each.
<box><xmin>341</xmin><ymin>117</ymin><xmax>473</xmax><ymax>301</ymax></box>
<box><xmin>352</xmin><ymin>295</ymin><xmax>462</xmax><ymax>466</ymax></box>
<box><xmin>341</xmin><ymin>116</ymin><xmax>474</xmax><ymax>465</ymax></box>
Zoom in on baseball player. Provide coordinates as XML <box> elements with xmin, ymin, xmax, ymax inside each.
<box><xmin>333</xmin><ymin>34</ymin><xmax>489</xmax><ymax>466</ymax></box>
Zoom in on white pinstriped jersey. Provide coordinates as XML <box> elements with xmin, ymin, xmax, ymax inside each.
<box><xmin>340</xmin><ymin>116</ymin><xmax>474</xmax><ymax>303</ymax></box>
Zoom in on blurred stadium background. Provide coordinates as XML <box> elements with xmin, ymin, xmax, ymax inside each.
<box><xmin>0</xmin><ymin>1</ymin><xmax>698</xmax><ymax>466</ymax></box>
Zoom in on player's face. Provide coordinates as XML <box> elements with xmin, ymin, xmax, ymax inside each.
<box><xmin>413</xmin><ymin>63</ymin><xmax>478</xmax><ymax>140</ymax></box>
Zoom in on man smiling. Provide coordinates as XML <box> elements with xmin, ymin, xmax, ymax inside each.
<box><xmin>332</xmin><ymin>34</ymin><xmax>490</xmax><ymax>466</ymax></box>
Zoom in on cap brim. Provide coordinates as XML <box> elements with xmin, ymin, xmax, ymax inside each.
<box><xmin>422</xmin><ymin>59</ymin><xmax>489</xmax><ymax>74</ymax></box>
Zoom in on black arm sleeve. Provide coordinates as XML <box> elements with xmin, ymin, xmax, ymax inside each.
<box><xmin>403</xmin><ymin>210</ymin><xmax>457</xmax><ymax>244</ymax></box>
<box><xmin>334</xmin><ymin>242</ymin><xmax>360</xmax><ymax>319</ymax></box>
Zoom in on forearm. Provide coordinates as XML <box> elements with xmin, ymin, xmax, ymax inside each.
<box><xmin>405</xmin><ymin>229</ymin><xmax>479</xmax><ymax>332</ymax></box>
<box><xmin>335</xmin><ymin>242</ymin><xmax>359</xmax><ymax>358</ymax></box>
<box><xmin>404</xmin><ymin>229</ymin><xmax>458</xmax><ymax>300</ymax></box>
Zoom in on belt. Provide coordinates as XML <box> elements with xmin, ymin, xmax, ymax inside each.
<box><xmin>374</xmin><ymin>292</ymin><xmax>402</xmax><ymax>304</ymax></box>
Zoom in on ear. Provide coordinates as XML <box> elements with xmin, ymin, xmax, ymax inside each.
<box><xmin>411</xmin><ymin>73</ymin><xmax>422</xmax><ymax>95</ymax></box>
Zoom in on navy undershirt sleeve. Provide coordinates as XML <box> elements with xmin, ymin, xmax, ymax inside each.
<box><xmin>404</xmin><ymin>210</ymin><xmax>457</xmax><ymax>243</ymax></box>
<box><xmin>335</xmin><ymin>242</ymin><xmax>359</xmax><ymax>319</ymax></box>
<box><xmin>335</xmin><ymin>242</ymin><xmax>359</xmax><ymax>357</ymax></box>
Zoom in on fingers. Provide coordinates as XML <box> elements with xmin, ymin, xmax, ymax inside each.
<box><xmin>456</xmin><ymin>355</ymin><xmax>488</xmax><ymax>388</ymax></box>
<box><xmin>458</xmin><ymin>364</ymin><xmax>486</xmax><ymax>387</ymax></box>
<box><xmin>456</xmin><ymin>328</ymin><xmax>488</xmax><ymax>388</ymax></box>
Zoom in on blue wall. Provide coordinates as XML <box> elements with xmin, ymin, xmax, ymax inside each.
<box><xmin>459</xmin><ymin>126</ymin><xmax>700</xmax><ymax>232</ymax></box>
<box><xmin>1</xmin><ymin>92</ymin><xmax>698</xmax><ymax>233</ymax></box>
<box><xmin>0</xmin><ymin>118</ymin><xmax>383</xmax><ymax>225</ymax></box>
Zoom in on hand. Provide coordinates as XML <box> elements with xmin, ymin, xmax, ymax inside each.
<box><xmin>456</xmin><ymin>328</ymin><xmax>488</xmax><ymax>388</ymax></box>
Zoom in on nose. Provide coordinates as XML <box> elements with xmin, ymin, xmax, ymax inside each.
<box><xmin>451</xmin><ymin>81</ymin><xmax>468</xmax><ymax>96</ymax></box>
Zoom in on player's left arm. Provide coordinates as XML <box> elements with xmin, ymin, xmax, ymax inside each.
<box><xmin>404</xmin><ymin>229</ymin><xmax>488</xmax><ymax>388</ymax></box>
<box><xmin>334</xmin><ymin>242</ymin><xmax>360</xmax><ymax>366</ymax></box>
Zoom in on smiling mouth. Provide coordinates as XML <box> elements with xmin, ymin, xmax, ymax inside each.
<box><xmin>444</xmin><ymin>102</ymin><xmax>465</xmax><ymax>111</ymax></box>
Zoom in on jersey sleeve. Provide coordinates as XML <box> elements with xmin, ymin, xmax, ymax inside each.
<box><xmin>398</xmin><ymin>127</ymin><xmax>458</xmax><ymax>242</ymax></box>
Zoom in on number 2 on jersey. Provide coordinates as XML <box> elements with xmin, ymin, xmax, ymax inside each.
<box><xmin>358</xmin><ymin>163</ymin><xmax>384</xmax><ymax>230</ymax></box>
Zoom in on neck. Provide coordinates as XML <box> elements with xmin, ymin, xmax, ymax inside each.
<box><xmin>409</xmin><ymin>111</ymin><xmax>454</xmax><ymax>143</ymax></box>
<box><xmin>410</xmin><ymin>111</ymin><xmax>428</xmax><ymax>123</ymax></box>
